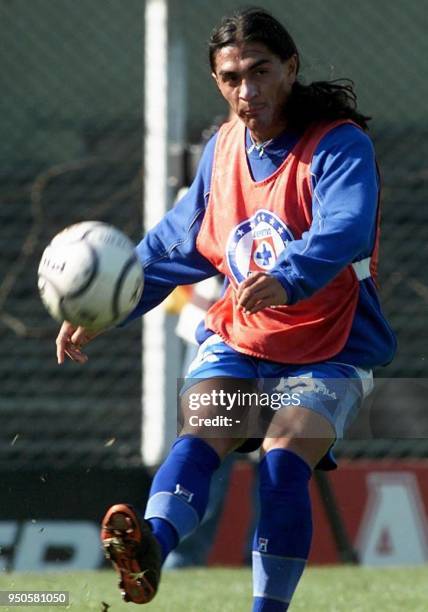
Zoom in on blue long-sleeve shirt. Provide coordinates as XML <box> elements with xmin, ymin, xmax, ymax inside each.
<box><xmin>131</xmin><ymin>123</ymin><xmax>396</xmax><ymax>369</ymax></box>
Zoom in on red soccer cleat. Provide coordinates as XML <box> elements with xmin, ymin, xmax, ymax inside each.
<box><xmin>101</xmin><ymin>504</ymin><xmax>162</xmax><ymax>604</ymax></box>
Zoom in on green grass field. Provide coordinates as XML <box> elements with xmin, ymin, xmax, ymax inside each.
<box><xmin>1</xmin><ymin>566</ymin><xmax>428</xmax><ymax>611</ymax></box>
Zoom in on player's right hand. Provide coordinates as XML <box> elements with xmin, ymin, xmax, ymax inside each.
<box><xmin>56</xmin><ymin>321</ymin><xmax>101</xmax><ymax>365</ymax></box>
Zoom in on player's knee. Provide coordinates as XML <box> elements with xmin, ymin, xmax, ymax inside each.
<box><xmin>262</xmin><ymin>437</ymin><xmax>333</xmax><ymax>469</ymax></box>
<box><xmin>262</xmin><ymin>406</ymin><xmax>334</xmax><ymax>464</ymax></box>
<box><xmin>210</xmin><ymin>437</ymin><xmax>243</xmax><ymax>458</ymax></box>
<box><xmin>176</xmin><ymin>435</ymin><xmax>242</xmax><ymax>459</ymax></box>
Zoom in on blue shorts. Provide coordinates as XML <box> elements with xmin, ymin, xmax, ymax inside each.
<box><xmin>183</xmin><ymin>335</ymin><xmax>373</xmax><ymax>467</ymax></box>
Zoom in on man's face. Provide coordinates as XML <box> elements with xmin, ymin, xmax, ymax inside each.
<box><xmin>212</xmin><ymin>42</ymin><xmax>297</xmax><ymax>142</ymax></box>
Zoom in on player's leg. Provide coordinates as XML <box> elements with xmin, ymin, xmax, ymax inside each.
<box><xmin>252</xmin><ymin>408</ymin><xmax>332</xmax><ymax>612</ymax></box>
<box><xmin>102</xmin><ymin>337</ymin><xmax>258</xmax><ymax>604</ymax></box>
<box><xmin>251</xmin><ymin>365</ymin><xmax>370</xmax><ymax>611</ymax></box>
<box><xmin>101</xmin><ymin>383</ymin><xmax>243</xmax><ymax>605</ymax></box>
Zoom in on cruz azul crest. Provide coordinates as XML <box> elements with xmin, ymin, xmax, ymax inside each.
<box><xmin>226</xmin><ymin>209</ymin><xmax>294</xmax><ymax>283</ymax></box>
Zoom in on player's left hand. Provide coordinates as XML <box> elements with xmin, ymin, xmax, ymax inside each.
<box><xmin>236</xmin><ymin>272</ymin><xmax>288</xmax><ymax>314</ymax></box>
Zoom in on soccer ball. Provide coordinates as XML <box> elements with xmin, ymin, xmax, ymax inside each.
<box><xmin>38</xmin><ymin>221</ymin><xmax>144</xmax><ymax>331</ymax></box>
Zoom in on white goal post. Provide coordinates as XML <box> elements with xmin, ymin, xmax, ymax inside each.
<box><xmin>142</xmin><ymin>0</ymin><xmax>187</xmax><ymax>467</ymax></box>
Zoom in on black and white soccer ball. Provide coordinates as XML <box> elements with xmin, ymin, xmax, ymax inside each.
<box><xmin>37</xmin><ymin>221</ymin><xmax>144</xmax><ymax>331</ymax></box>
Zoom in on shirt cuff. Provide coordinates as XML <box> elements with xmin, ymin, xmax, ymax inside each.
<box><xmin>269</xmin><ymin>270</ymin><xmax>297</xmax><ymax>306</ymax></box>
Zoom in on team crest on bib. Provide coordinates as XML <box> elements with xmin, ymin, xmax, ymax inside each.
<box><xmin>226</xmin><ymin>209</ymin><xmax>294</xmax><ymax>283</ymax></box>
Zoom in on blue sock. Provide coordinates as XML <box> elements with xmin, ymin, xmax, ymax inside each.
<box><xmin>145</xmin><ymin>435</ymin><xmax>220</xmax><ymax>562</ymax></box>
<box><xmin>252</xmin><ymin>449</ymin><xmax>312</xmax><ymax>612</ymax></box>
<box><xmin>148</xmin><ymin>517</ymin><xmax>178</xmax><ymax>563</ymax></box>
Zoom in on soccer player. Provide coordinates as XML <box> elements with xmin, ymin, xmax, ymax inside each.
<box><xmin>56</xmin><ymin>8</ymin><xmax>396</xmax><ymax>610</ymax></box>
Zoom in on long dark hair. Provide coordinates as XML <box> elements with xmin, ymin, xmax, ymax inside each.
<box><xmin>209</xmin><ymin>7</ymin><xmax>370</xmax><ymax>131</ymax></box>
